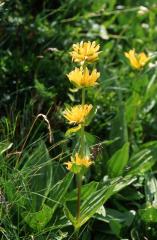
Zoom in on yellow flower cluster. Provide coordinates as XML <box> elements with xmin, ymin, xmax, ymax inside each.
<box><xmin>65</xmin><ymin>153</ymin><xmax>93</xmax><ymax>173</ymax></box>
<box><xmin>64</xmin><ymin>41</ymin><xmax>100</xmax><ymax>125</ymax></box>
<box><xmin>70</xmin><ymin>41</ymin><xmax>100</xmax><ymax>63</ymax></box>
<box><xmin>67</xmin><ymin>41</ymin><xmax>100</xmax><ymax>88</ymax></box>
<box><xmin>63</xmin><ymin>104</ymin><xmax>92</xmax><ymax>125</ymax></box>
<box><xmin>64</xmin><ymin>41</ymin><xmax>100</xmax><ymax>172</ymax></box>
<box><xmin>125</xmin><ymin>49</ymin><xmax>149</xmax><ymax>69</ymax></box>
<box><xmin>67</xmin><ymin>67</ymin><xmax>100</xmax><ymax>88</ymax></box>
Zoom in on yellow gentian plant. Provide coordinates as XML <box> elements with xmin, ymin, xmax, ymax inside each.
<box><xmin>63</xmin><ymin>40</ymin><xmax>101</xmax><ymax>238</ymax></box>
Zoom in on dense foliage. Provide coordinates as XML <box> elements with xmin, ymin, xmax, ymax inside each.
<box><xmin>1</xmin><ymin>0</ymin><xmax>157</xmax><ymax>239</ymax></box>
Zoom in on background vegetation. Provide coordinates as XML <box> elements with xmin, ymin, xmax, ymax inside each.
<box><xmin>1</xmin><ymin>0</ymin><xmax>157</xmax><ymax>239</ymax></box>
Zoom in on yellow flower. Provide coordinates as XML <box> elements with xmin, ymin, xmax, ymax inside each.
<box><xmin>70</xmin><ymin>41</ymin><xmax>100</xmax><ymax>63</ymax></box>
<box><xmin>65</xmin><ymin>153</ymin><xmax>93</xmax><ymax>172</ymax></box>
<box><xmin>67</xmin><ymin>67</ymin><xmax>100</xmax><ymax>88</ymax></box>
<box><xmin>63</xmin><ymin>104</ymin><xmax>93</xmax><ymax>125</ymax></box>
<box><xmin>125</xmin><ymin>49</ymin><xmax>149</xmax><ymax>69</ymax></box>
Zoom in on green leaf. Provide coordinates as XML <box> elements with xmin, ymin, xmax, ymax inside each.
<box><xmin>145</xmin><ymin>70</ymin><xmax>157</xmax><ymax>101</ymax></box>
<box><xmin>139</xmin><ymin>207</ymin><xmax>157</xmax><ymax>223</ymax></box>
<box><xmin>84</xmin><ymin>131</ymin><xmax>96</xmax><ymax>146</ymax></box>
<box><xmin>128</xmin><ymin>142</ymin><xmax>157</xmax><ymax>175</ymax></box>
<box><xmin>118</xmin><ymin>187</ymin><xmax>144</xmax><ymax>201</ymax></box>
<box><xmin>65</xmin><ymin>124</ymin><xmax>81</xmax><ymax>137</ymax></box>
<box><xmin>35</xmin><ymin>79</ymin><xmax>56</xmax><ymax>100</ymax></box>
<box><xmin>109</xmin><ymin>219</ymin><xmax>121</xmax><ymax>237</ymax></box>
<box><xmin>21</xmin><ymin>141</ymin><xmax>54</xmax><ymax>211</ymax></box>
<box><xmin>145</xmin><ymin>173</ymin><xmax>157</xmax><ymax>205</ymax></box>
<box><xmin>77</xmin><ymin>176</ymin><xmax>135</xmax><ymax>228</ymax></box>
<box><xmin>109</xmin><ymin>104</ymin><xmax>128</xmax><ymax>154</ymax></box>
<box><xmin>20</xmin><ymin>141</ymin><xmax>72</xmax><ymax>213</ymax></box>
<box><xmin>64</xmin><ymin>181</ymin><xmax>99</xmax><ymax>201</ymax></box>
<box><xmin>125</xmin><ymin>92</ymin><xmax>142</xmax><ymax>123</ymax></box>
<box><xmin>47</xmin><ymin>172</ymin><xmax>73</xmax><ymax>212</ymax></box>
<box><xmin>64</xmin><ymin>176</ymin><xmax>136</xmax><ymax>229</ymax></box>
<box><xmin>23</xmin><ymin>172</ymin><xmax>73</xmax><ymax>230</ymax></box>
<box><xmin>23</xmin><ymin>204</ymin><xmax>53</xmax><ymax>231</ymax></box>
<box><xmin>107</xmin><ymin>142</ymin><xmax>130</xmax><ymax>178</ymax></box>
<box><xmin>138</xmin><ymin>174</ymin><xmax>157</xmax><ymax>223</ymax></box>
<box><xmin>85</xmin><ymin>106</ymin><xmax>97</xmax><ymax>126</ymax></box>
<box><xmin>64</xmin><ymin>204</ymin><xmax>76</xmax><ymax>227</ymax></box>
<box><xmin>94</xmin><ymin>208</ymin><xmax>135</xmax><ymax>227</ymax></box>
<box><xmin>0</xmin><ymin>140</ymin><xmax>13</xmax><ymax>154</ymax></box>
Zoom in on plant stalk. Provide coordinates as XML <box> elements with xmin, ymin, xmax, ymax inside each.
<box><xmin>82</xmin><ymin>88</ymin><xmax>85</xmax><ymax>105</ymax></box>
<box><xmin>75</xmin><ymin>173</ymin><xmax>82</xmax><ymax>240</ymax></box>
<box><xmin>75</xmin><ymin>88</ymin><xmax>86</xmax><ymax>239</ymax></box>
<box><xmin>76</xmin><ymin>173</ymin><xmax>82</xmax><ymax>221</ymax></box>
<box><xmin>80</xmin><ymin>88</ymin><xmax>85</xmax><ymax>156</ymax></box>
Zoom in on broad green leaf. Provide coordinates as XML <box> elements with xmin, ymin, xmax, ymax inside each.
<box><xmin>49</xmin><ymin>213</ymin><xmax>72</xmax><ymax>230</ymax></box>
<box><xmin>139</xmin><ymin>207</ymin><xmax>157</xmax><ymax>223</ymax></box>
<box><xmin>77</xmin><ymin>176</ymin><xmax>135</xmax><ymax>228</ymax></box>
<box><xmin>107</xmin><ymin>142</ymin><xmax>130</xmax><ymax>178</ymax></box>
<box><xmin>125</xmin><ymin>92</ymin><xmax>142</xmax><ymax>123</ymax></box>
<box><xmin>94</xmin><ymin>208</ymin><xmax>135</xmax><ymax>227</ymax></box>
<box><xmin>129</xmin><ymin>149</ymin><xmax>154</xmax><ymax>174</ymax></box>
<box><xmin>145</xmin><ymin>70</ymin><xmax>157</xmax><ymax>101</ymax></box>
<box><xmin>128</xmin><ymin>142</ymin><xmax>157</xmax><ymax>175</ymax></box>
<box><xmin>109</xmin><ymin>104</ymin><xmax>128</xmax><ymax>154</ymax></box>
<box><xmin>23</xmin><ymin>204</ymin><xmax>53</xmax><ymax>231</ymax></box>
<box><xmin>64</xmin><ymin>181</ymin><xmax>99</xmax><ymax>201</ymax></box>
<box><xmin>24</xmin><ymin>208</ymin><xmax>71</xmax><ymax>232</ymax></box>
<box><xmin>47</xmin><ymin>172</ymin><xmax>73</xmax><ymax>212</ymax></box>
<box><xmin>64</xmin><ymin>204</ymin><xmax>76</xmax><ymax>226</ymax></box>
<box><xmin>109</xmin><ymin>219</ymin><xmax>121</xmax><ymax>237</ymax></box>
<box><xmin>21</xmin><ymin>141</ymin><xmax>53</xmax><ymax>211</ymax></box>
<box><xmin>64</xmin><ymin>176</ymin><xmax>136</xmax><ymax>229</ymax></box>
<box><xmin>118</xmin><ymin>186</ymin><xmax>144</xmax><ymax>201</ymax></box>
<box><xmin>23</xmin><ymin>172</ymin><xmax>73</xmax><ymax>230</ymax></box>
<box><xmin>3</xmin><ymin>178</ymin><xmax>27</xmax><ymax>207</ymax></box>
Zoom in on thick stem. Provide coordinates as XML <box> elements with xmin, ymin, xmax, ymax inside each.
<box><xmin>80</xmin><ymin>88</ymin><xmax>86</xmax><ymax>156</ymax></box>
<box><xmin>74</xmin><ymin>228</ymin><xmax>79</xmax><ymax>240</ymax></box>
<box><xmin>75</xmin><ymin>173</ymin><xmax>82</xmax><ymax>240</ymax></box>
<box><xmin>80</xmin><ymin>126</ymin><xmax>84</xmax><ymax>156</ymax></box>
<box><xmin>76</xmin><ymin>174</ymin><xmax>82</xmax><ymax>221</ymax></box>
<box><xmin>82</xmin><ymin>88</ymin><xmax>85</xmax><ymax>105</ymax></box>
<box><xmin>75</xmin><ymin>88</ymin><xmax>85</xmax><ymax>239</ymax></box>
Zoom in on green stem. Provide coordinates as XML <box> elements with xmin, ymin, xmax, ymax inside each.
<box><xmin>82</xmin><ymin>88</ymin><xmax>85</xmax><ymax>105</ymax></box>
<box><xmin>75</xmin><ymin>88</ymin><xmax>85</xmax><ymax>239</ymax></box>
<box><xmin>74</xmin><ymin>228</ymin><xmax>79</xmax><ymax>240</ymax></box>
<box><xmin>80</xmin><ymin>88</ymin><xmax>85</xmax><ymax>156</ymax></box>
<box><xmin>76</xmin><ymin>174</ymin><xmax>82</xmax><ymax>221</ymax></box>
<box><xmin>75</xmin><ymin>173</ymin><xmax>82</xmax><ymax>240</ymax></box>
<box><xmin>80</xmin><ymin>125</ymin><xmax>84</xmax><ymax>156</ymax></box>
